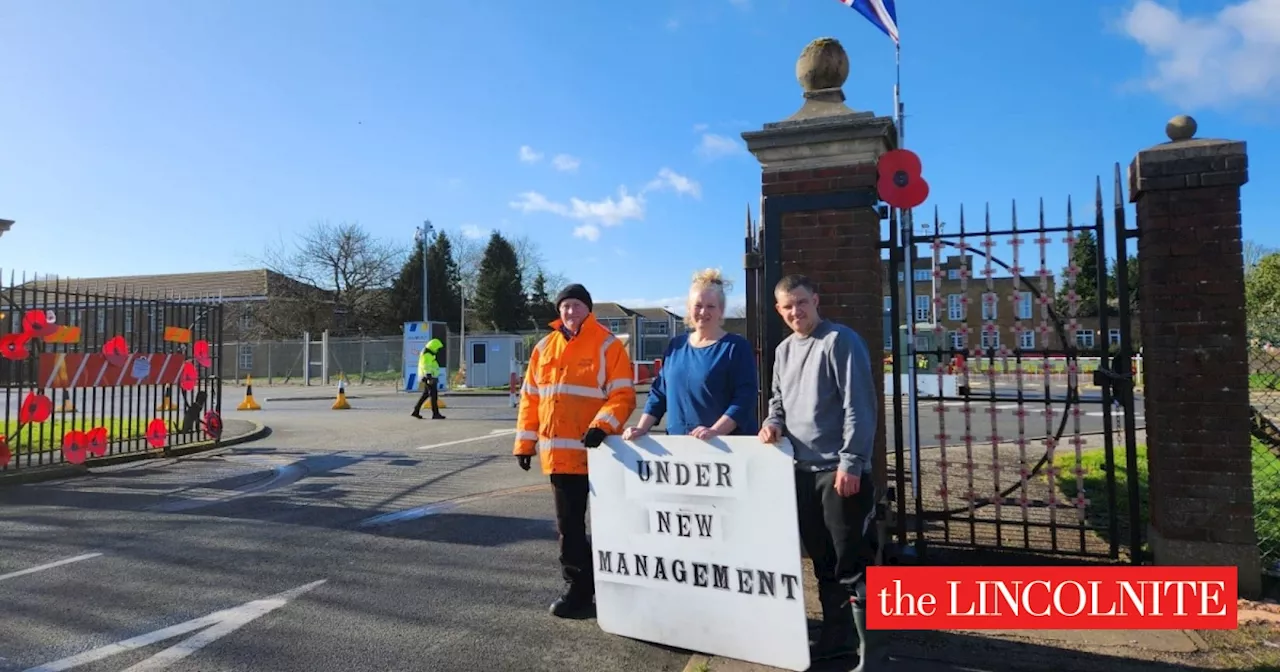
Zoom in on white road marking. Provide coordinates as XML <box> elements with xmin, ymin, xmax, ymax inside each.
<box><xmin>0</xmin><ymin>553</ymin><xmax>102</xmax><ymax>582</ymax></box>
<box><xmin>415</xmin><ymin>428</ymin><xmax>516</xmax><ymax>451</ymax></box>
<box><xmin>23</xmin><ymin>579</ymin><xmax>326</xmax><ymax>672</ymax></box>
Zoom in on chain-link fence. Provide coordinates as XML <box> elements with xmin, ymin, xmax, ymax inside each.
<box><xmin>218</xmin><ymin>333</ymin><xmax>464</xmax><ymax>386</ymax></box>
<box><xmin>1249</xmin><ymin>314</ymin><xmax>1280</xmax><ymax>574</ymax></box>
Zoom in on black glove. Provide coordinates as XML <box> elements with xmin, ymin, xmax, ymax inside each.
<box><xmin>517</xmin><ymin>455</ymin><xmax>532</xmax><ymax>471</ymax></box>
<box><xmin>583</xmin><ymin>427</ymin><xmax>607</xmax><ymax>449</ymax></box>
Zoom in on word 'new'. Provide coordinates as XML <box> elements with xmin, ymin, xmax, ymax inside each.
<box><xmin>654</xmin><ymin>509</ymin><xmax>714</xmax><ymax>539</ymax></box>
<box><xmin>637</xmin><ymin>459</ymin><xmax>732</xmax><ymax>488</ymax></box>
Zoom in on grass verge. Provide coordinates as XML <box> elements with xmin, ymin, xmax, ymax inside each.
<box><xmin>3</xmin><ymin>417</ymin><xmax>151</xmax><ymax>453</ymax></box>
<box><xmin>1052</xmin><ymin>437</ymin><xmax>1280</xmax><ymax>563</ymax></box>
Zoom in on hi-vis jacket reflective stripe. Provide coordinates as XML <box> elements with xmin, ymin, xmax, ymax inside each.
<box><xmin>514</xmin><ymin>313</ymin><xmax>636</xmax><ymax>475</ymax></box>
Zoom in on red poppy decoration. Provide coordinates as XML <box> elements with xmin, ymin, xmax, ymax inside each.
<box><xmin>86</xmin><ymin>426</ymin><xmax>110</xmax><ymax>458</ymax></box>
<box><xmin>19</xmin><ymin>392</ymin><xmax>52</xmax><ymax>424</ymax></box>
<box><xmin>203</xmin><ymin>411</ymin><xmax>223</xmax><ymax>440</ymax></box>
<box><xmin>22</xmin><ymin>310</ymin><xmax>59</xmax><ymax>339</ymax></box>
<box><xmin>193</xmin><ymin>340</ymin><xmax>212</xmax><ymax>368</ymax></box>
<box><xmin>876</xmin><ymin>149</ymin><xmax>930</xmax><ymax>210</ymax></box>
<box><xmin>62</xmin><ymin>430</ymin><xmax>88</xmax><ymax>465</ymax></box>
<box><xmin>103</xmin><ymin>335</ymin><xmax>130</xmax><ymax>368</ymax></box>
<box><xmin>179</xmin><ymin>361</ymin><xmax>199</xmax><ymax>392</ymax></box>
<box><xmin>146</xmin><ymin>418</ymin><xmax>168</xmax><ymax>449</ymax></box>
<box><xmin>0</xmin><ymin>333</ymin><xmax>30</xmax><ymax>361</ymax></box>
<box><xmin>0</xmin><ymin>436</ymin><xmax>10</xmax><ymax>467</ymax></box>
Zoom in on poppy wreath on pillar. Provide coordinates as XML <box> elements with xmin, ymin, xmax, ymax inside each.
<box><xmin>876</xmin><ymin>149</ymin><xmax>930</xmax><ymax>210</ymax></box>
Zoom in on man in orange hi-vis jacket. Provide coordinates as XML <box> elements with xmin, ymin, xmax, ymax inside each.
<box><xmin>514</xmin><ymin>283</ymin><xmax>636</xmax><ymax>619</ymax></box>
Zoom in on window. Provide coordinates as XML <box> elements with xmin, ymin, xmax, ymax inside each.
<box><xmin>914</xmin><ymin>269</ymin><xmax>931</xmax><ymax>282</ymax></box>
<box><xmin>1016</xmin><ymin>291</ymin><xmax>1033</xmax><ymax>320</ymax></box>
<box><xmin>124</xmin><ymin>310</ymin><xmax>134</xmax><ymax>335</ymax></box>
<box><xmin>950</xmin><ymin>331</ymin><xmax>965</xmax><ymax>350</ymax></box>
<box><xmin>914</xmin><ymin>295</ymin><xmax>931</xmax><ymax>322</ymax></box>
<box><xmin>643</xmin><ymin>320</ymin><xmax>669</xmax><ymax>336</ymax></box>
<box><xmin>96</xmin><ymin>310</ymin><xmax>106</xmax><ymax>334</ymax></box>
<box><xmin>981</xmin><ymin>330</ymin><xmax>1001</xmax><ymax>350</ymax></box>
<box><xmin>238</xmin><ymin>313</ymin><xmax>252</xmax><ymax>330</ymax></box>
<box><xmin>1076</xmin><ymin>331</ymin><xmax>1096</xmax><ymax>348</ymax></box>
<box><xmin>947</xmin><ymin>294</ymin><xmax>963</xmax><ymax>321</ymax></box>
<box><xmin>238</xmin><ymin>346</ymin><xmax>253</xmax><ymax>371</ymax></box>
<box><xmin>898</xmin><ymin>271</ymin><xmax>904</xmax><ymax>281</ymax></box>
<box><xmin>148</xmin><ymin>308</ymin><xmax>158</xmax><ymax>332</ymax></box>
<box><xmin>471</xmin><ymin>342</ymin><xmax>487</xmax><ymax>364</ymax></box>
<box><xmin>981</xmin><ymin>293</ymin><xmax>998</xmax><ymax>320</ymax></box>
<box><xmin>883</xmin><ymin>296</ymin><xmax>891</xmax><ymax>313</ymax></box>
<box><xmin>1109</xmin><ymin>329</ymin><xmax>1121</xmax><ymax>346</ymax></box>
<box><xmin>1020</xmin><ymin>330</ymin><xmax>1036</xmax><ymax>350</ymax></box>
<box><xmin>948</xmin><ymin>269</ymin><xmax>961</xmax><ymax>280</ymax></box>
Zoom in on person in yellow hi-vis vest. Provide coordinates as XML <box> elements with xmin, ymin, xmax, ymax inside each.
<box><xmin>411</xmin><ymin>338</ymin><xmax>446</xmax><ymax>420</ymax></box>
<box><xmin>514</xmin><ymin>284</ymin><xmax>635</xmax><ymax>619</ymax></box>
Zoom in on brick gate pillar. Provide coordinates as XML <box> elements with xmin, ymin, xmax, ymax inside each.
<box><xmin>741</xmin><ymin>37</ymin><xmax>897</xmax><ymax>489</ymax></box>
<box><xmin>1129</xmin><ymin>115</ymin><xmax>1260</xmax><ymax>597</ymax></box>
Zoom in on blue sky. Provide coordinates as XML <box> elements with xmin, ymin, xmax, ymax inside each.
<box><xmin>1</xmin><ymin>0</ymin><xmax>1277</xmax><ymax>316</ymax></box>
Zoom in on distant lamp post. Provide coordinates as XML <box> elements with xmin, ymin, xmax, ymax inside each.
<box><xmin>0</xmin><ymin>219</ymin><xmax>13</xmax><ymax>239</ymax></box>
<box><xmin>414</xmin><ymin>220</ymin><xmax>434</xmax><ymax>322</ymax></box>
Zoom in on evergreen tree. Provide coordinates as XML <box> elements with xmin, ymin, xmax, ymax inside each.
<box><xmin>472</xmin><ymin>232</ymin><xmax>528</xmax><ymax>331</ymax></box>
<box><xmin>427</xmin><ymin>232</ymin><xmax>463</xmax><ymax>331</ymax></box>
<box><xmin>1057</xmin><ymin>229</ymin><xmax>1101</xmax><ymax>317</ymax></box>
<box><xmin>528</xmin><ymin>270</ymin><xmax>556</xmax><ymax>326</ymax></box>
<box><xmin>386</xmin><ymin>232</ymin><xmax>463</xmax><ymax>331</ymax></box>
<box><xmin>387</xmin><ymin>243</ymin><xmax>426</xmax><ymax>327</ymax></box>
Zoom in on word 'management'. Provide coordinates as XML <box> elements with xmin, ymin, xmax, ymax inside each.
<box><xmin>866</xmin><ymin>566</ymin><xmax>1238</xmax><ymax>630</ymax></box>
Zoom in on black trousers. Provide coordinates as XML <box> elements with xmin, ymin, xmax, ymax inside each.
<box><xmin>795</xmin><ymin>469</ymin><xmax>877</xmax><ymax>617</ymax></box>
<box><xmin>551</xmin><ymin>473</ymin><xmax>593</xmax><ymax>601</ymax></box>
<box><xmin>413</xmin><ymin>375</ymin><xmax>439</xmax><ymax>415</ymax></box>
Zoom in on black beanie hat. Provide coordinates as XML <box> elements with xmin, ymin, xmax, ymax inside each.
<box><xmin>554</xmin><ymin>283</ymin><xmax>593</xmax><ymax>312</ymax></box>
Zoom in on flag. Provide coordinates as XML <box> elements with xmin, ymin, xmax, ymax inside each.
<box><xmin>837</xmin><ymin>0</ymin><xmax>899</xmax><ymax>44</ymax></box>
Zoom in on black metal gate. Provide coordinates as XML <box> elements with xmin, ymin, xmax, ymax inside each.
<box><xmin>743</xmin><ymin>165</ymin><xmax>1144</xmax><ymax>564</ymax></box>
<box><xmin>886</xmin><ymin>165</ymin><xmax>1143</xmax><ymax>563</ymax></box>
<box><xmin>0</xmin><ymin>273</ymin><xmax>224</xmax><ymax>474</ymax></box>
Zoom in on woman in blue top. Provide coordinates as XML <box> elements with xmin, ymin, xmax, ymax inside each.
<box><xmin>622</xmin><ymin>268</ymin><xmax>759</xmax><ymax>441</ymax></box>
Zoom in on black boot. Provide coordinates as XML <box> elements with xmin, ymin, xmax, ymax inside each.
<box><xmin>432</xmin><ymin>413</ymin><xmax>446</xmax><ymax>419</ymax></box>
<box><xmin>851</xmin><ymin>600</ymin><xmax>889</xmax><ymax>671</ymax></box>
<box><xmin>549</xmin><ymin>589</ymin><xmax>595</xmax><ymax>619</ymax></box>
<box><xmin>809</xmin><ymin>595</ymin><xmax>857</xmax><ymax>661</ymax></box>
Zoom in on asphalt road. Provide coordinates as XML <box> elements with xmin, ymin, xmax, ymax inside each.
<box><xmin>0</xmin><ymin>386</ymin><xmax>1144</xmax><ymax>672</ymax></box>
<box><xmin>0</xmin><ymin>393</ymin><xmax>692</xmax><ymax>672</ymax></box>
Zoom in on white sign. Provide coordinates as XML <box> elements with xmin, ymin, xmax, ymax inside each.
<box><xmin>24</xmin><ymin>579</ymin><xmax>326</xmax><ymax>671</ymax></box>
<box><xmin>401</xmin><ymin>321</ymin><xmax>446</xmax><ymax>393</ymax></box>
<box><xmin>588</xmin><ymin>435</ymin><xmax>810</xmax><ymax>672</ymax></box>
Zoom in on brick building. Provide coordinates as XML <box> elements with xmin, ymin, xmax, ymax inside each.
<box><xmin>884</xmin><ymin>254</ymin><xmax>1139</xmax><ymax>353</ymax></box>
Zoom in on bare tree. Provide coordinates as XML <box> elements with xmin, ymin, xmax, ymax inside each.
<box><xmin>255</xmin><ymin>220</ymin><xmax>407</xmax><ymax>336</ymax></box>
<box><xmin>1246</xmin><ymin>239</ymin><xmax>1275</xmax><ymax>274</ymax></box>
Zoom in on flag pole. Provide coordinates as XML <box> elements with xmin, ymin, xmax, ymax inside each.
<box><xmin>891</xmin><ymin>34</ymin><xmax>923</xmax><ymax>507</ymax></box>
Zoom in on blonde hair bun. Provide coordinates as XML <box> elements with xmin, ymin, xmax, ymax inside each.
<box><xmin>691</xmin><ymin>267</ymin><xmax>732</xmax><ymax>291</ymax></box>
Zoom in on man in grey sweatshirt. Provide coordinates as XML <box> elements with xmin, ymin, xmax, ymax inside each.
<box><xmin>758</xmin><ymin>274</ymin><xmax>885</xmax><ymax>669</ymax></box>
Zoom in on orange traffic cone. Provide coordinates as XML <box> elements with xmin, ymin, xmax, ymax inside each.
<box><xmin>332</xmin><ymin>377</ymin><xmax>351</xmax><ymax>410</ymax></box>
<box><xmin>237</xmin><ymin>375</ymin><xmax>262</xmax><ymax>411</ymax></box>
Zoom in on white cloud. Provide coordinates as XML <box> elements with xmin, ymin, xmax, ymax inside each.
<box><xmin>519</xmin><ymin>145</ymin><xmax>543</xmax><ymax>163</ymax></box>
<box><xmin>644</xmin><ymin>167</ymin><xmax>702</xmax><ymax>199</ymax></box>
<box><xmin>509</xmin><ymin>167</ymin><xmax>700</xmax><ymax>241</ymax></box>
<box><xmin>509</xmin><ymin>187</ymin><xmax>645</xmax><ymax>227</ymax></box>
<box><xmin>459</xmin><ymin>224</ymin><xmax>486</xmax><ymax>240</ymax></box>
<box><xmin>1120</xmin><ymin>0</ymin><xmax>1280</xmax><ymax>108</ymax></box>
<box><xmin>696</xmin><ymin>132</ymin><xmax>746</xmax><ymax>159</ymax></box>
<box><xmin>551</xmin><ymin>154</ymin><xmax>581</xmax><ymax>172</ymax></box>
<box><xmin>692</xmin><ymin>123</ymin><xmax>710</xmax><ymax>133</ymax></box>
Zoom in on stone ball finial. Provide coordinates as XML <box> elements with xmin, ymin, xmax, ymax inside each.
<box><xmin>796</xmin><ymin>37</ymin><xmax>849</xmax><ymax>93</ymax></box>
<box><xmin>1166</xmin><ymin>114</ymin><xmax>1197</xmax><ymax>142</ymax></box>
